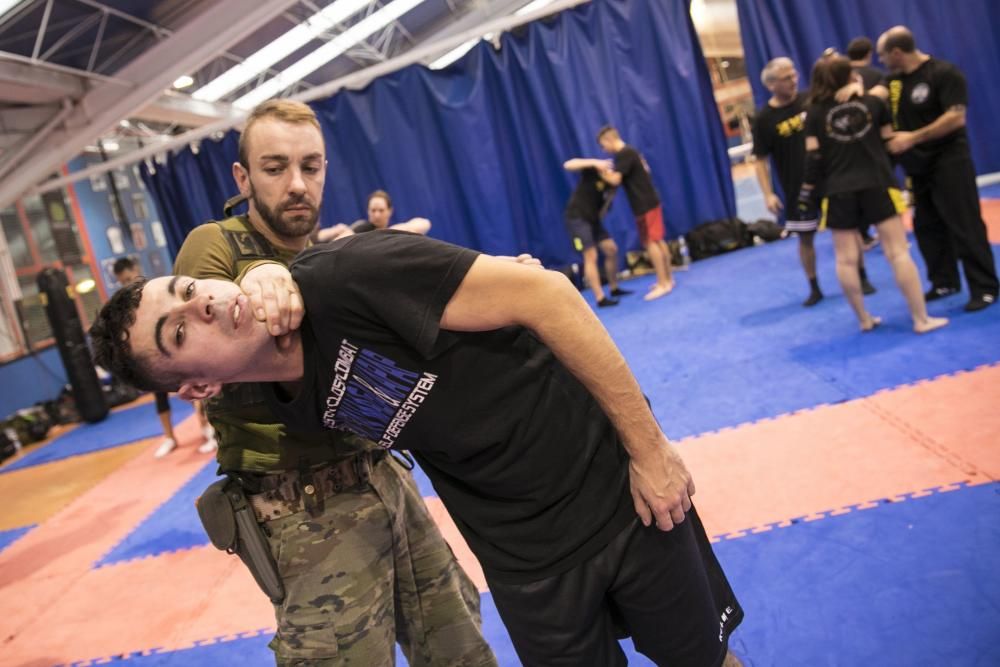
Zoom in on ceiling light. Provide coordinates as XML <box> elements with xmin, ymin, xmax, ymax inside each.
<box><xmin>0</xmin><ymin>1</ymin><xmax>25</xmax><ymax>19</ymax></box>
<box><xmin>101</xmin><ymin>140</ymin><xmax>120</xmax><ymax>151</ymax></box>
<box><xmin>515</xmin><ymin>0</ymin><xmax>556</xmax><ymax>16</ymax></box>
<box><xmin>428</xmin><ymin>38</ymin><xmax>478</xmax><ymax>70</ymax></box>
<box><xmin>173</xmin><ymin>74</ymin><xmax>195</xmax><ymax>89</ymax></box>
<box><xmin>233</xmin><ymin>0</ymin><xmax>430</xmax><ymax>109</ymax></box>
<box><xmin>74</xmin><ymin>279</ymin><xmax>96</xmax><ymax>294</ymax></box>
<box><xmin>192</xmin><ymin>0</ymin><xmax>371</xmax><ymax>102</ymax></box>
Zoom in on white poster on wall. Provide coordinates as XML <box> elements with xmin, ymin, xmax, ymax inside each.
<box><xmin>106</xmin><ymin>225</ymin><xmax>125</xmax><ymax>254</ymax></box>
<box><xmin>150</xmin><ymin>221</ymin><xmax>167</xmax><ymax>248</ymax></box>
<box><xmin>89</xmin><ymin>173</ymin><xmax>107</xmax><ymax>192</ymax></box>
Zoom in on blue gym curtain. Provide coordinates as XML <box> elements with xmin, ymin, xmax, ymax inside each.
<box><xmin>737</xmin><ymin>0</ymin><xmax>1000</xmax><ymax>176</ymax></box>
<box><xmin>142</xmin><ymin>0</ymin><xmax>735</xmax><ymax>267</ymax></box>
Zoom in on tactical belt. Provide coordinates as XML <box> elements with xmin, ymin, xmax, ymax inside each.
<box><xmin>248</xmin><ymin>450</ymin><xmax>387</xmax><ymax>523</ymax></box>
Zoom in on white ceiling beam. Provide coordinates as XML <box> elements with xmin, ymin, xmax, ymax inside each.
<box><xmin>33</xmin><ymin>0</ymin><xmax>593</xmax><ymax>196</ymax></box>
<box><xmin>134</xmin><ymin>91</ymin><xmax>240</xmax><ymax>128</ymax></box>
<box><xmin>0</xmin><ymin>0</ymin><xmax>301</xmax><ymax>209</ymax></box>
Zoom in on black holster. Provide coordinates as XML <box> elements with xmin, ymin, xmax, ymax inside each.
<box><xmin>196</xmin><ymin>478</ymin><xmax>285</xmax><ymax>604</ymax></box>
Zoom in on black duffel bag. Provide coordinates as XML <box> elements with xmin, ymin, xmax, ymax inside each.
<box><xmin>685</xmin><ymin>218</ymin><xmax>753</xmax><ymax>260</ymax></box>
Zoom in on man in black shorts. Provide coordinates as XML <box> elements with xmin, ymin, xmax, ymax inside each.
<box><xmin>872</xmin><ymin>26</ymin><xmax>998</xmax><ymax>312</ymax></box>
<box><xmin>753</xmin><ymin>57</ymin><xmax>875</xmax><ymax>306</ymax></box>
<box><xmin>91</xmin><ymin>231</ymin><xmax>744</xmax><ymax>667</ymax></box>
<box><xmin>563</xmin><ymin>156</ymin><xmax>631</xmax><ymax>307</ymax></box>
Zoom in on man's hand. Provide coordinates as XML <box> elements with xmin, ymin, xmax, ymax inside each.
<box><xmin>886</xmin><ymin>131</ymin><xmax>918</xmax><ymax>155</ymax></box>
<box><xmin>241</xmin><ymin>262</ymin><xmax>304</xmax><ymax>348</ymax></box>
<box><xmin>628</xmin><ymin>438</ymin><xmax>695</xmax><ymax>531</ymax></box>
<box><xmin>834</xmin><ymin>80</ymin><xmax>864</xmax><ymax>103</ymax></box>
<box><xmin>493</xmin><ymin>253</ymin><xmax>543</xmax><ymax>269</ymax></box>
<box><xmin>765</xmin><ymin>193</ymin><xmax>784</xmax><ymax>214</ymax></box>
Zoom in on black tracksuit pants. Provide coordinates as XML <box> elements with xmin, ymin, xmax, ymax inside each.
<box><xmin>910</xmin><ymin>154</ymin><xmax>999</xmax><ymax>298</ymax></box>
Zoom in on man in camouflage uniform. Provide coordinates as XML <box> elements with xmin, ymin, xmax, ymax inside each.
<box><xmin>173</xmin><ymin>99</ymin><xmax>495</xmax><ymax>666</ymax></box>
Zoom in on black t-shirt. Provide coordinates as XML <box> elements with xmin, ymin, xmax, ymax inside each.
<box><xmin>349</xmin><ymin>219</ymin><xmax>376</xmax><ymax>233</ymax></box>
<box><xmin>752</xmin><ymin>93</ymin><xmax>808</xmax><ymax>200</ymax></box>
<box><xmin>613</xmin><ymin>145</ymin><xmax>660</xmax><ymax>216</ymax></box>
<box><xmin>853</xmin><ymin>64</ymin><xmax>884</xmax><ymax>91</ymax></box>
<box><xmin>266</xmin><ymin>231</ymin><xmax>634</xmax><ymax>583</ymax></box>
<box><xmin>884</xmin><ymin>57</ymin><xmax>969</xmax><ymax>172</ymax></box>
<box><xmin>565</xmin><ymin>167</ymin><xmax>614</xmax><ymax>223</ymax></box>
<box><xmin>805</xmin><ymin>94</ymin><xmax>896</xmax><ymax>196</ymax></box>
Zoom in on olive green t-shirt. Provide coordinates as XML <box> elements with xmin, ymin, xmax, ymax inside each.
<box><xmin>173</xmin><ymin>216</ymin><xmax>373</xmax><ymax>472</ymax></box>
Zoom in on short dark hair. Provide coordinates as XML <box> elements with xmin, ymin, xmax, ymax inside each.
<box><xmin>846</xmin><ymin>37</ymin><xmax>873</xmax><ymax>61</ymax></box>
<box><xmin>112</xmin><ymin>256</ymin><xmax>137</xmax><ymax>276</ymax></box>
<box><xmin>596</xmin><ymin>125</ymin><xmax>619</xmax><ymax>142</ymax></box>
<box><xmin>367</xmin><ymin>189</ymin><xmax>392</xmax><ymax>209</ymax></box>
<box><xmin>882</xmin><ymin>30</ymin><xmax>916</xmax><ymax>54</ymax></box>
<box><xmin>89</xmin><ymin>278</ymin><xmax>183</xmax><ymax>392</ymax></box>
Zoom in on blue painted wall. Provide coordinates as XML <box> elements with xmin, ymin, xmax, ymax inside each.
<box><xmin>66</xmin><ymin>155</ymin><xmax>173</xmax><ymax>294</ymax></box>
<box><xmin>0</xmin><ymin>347</ymin><xmax>67</xmax><ymax>417</ymax></box>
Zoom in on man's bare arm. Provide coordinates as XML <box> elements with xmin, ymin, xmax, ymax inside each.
<box><xmin>390</xmin><ymin>217</ymin><xmax>432</xmax><ymax>235</ymax></box>
<box><xmin>564</xmin><ymin>158</ymin><xmax>613</xmax><ymax>172</ymax></box>
<box><xmin>440</xmin><ymin>256</ymin><xmax>695</xmax><ymax>531</ymax></box>
<box><xmin>753</xmin><ymin>158</ymin><xmax>783</xmax><ymax>214</ymax></box>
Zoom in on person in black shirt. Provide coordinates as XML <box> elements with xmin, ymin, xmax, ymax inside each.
<box><xmin>847</xmin><ymin>37</ymin><xmax>884</xmax><ymax>92</ymax></box>
<box><xmin>799</xmin><ymin>54</ymin><xmax>948</xmax><ymax>334</ymax></box>
<box><xmin>597</xmin><ymin>126</ymin><xmax>676</xmax><ymax>301</ymax></box>
<box><xmin>752</xmin><ymin>57</ymin><xmax>875</xmax><ymax>306</ymax></box>
<box><xmin>563</xmin><ymin>157</ymin><xmax>630</xmax><ymax>307</ymax></box>
<box><xmin>90</xmin><ymin>232</ymin><xmax>745</xmax><ymax>667</ymax></box>
<box><xmin>867</xmin><ymin>26</ymin><xmax>998</xmax><ymax>312</ymax></box>
<box><xmin>315</xmin><ymin>190</ymin><xmax>432</xmax><ymax>241</ymax></box>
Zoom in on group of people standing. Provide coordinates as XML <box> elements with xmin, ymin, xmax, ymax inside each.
<box><xmin>752</xmin><ymin>25</ymin><xmax>996</xmax><ymax>330</ymax></box>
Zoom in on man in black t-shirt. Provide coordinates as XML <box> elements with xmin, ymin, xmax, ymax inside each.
<box><xmin>752</xmin><ymin>57</ymin><xmax>875</xmax><ymax>306</ymax></box>
<box><xmin>847</xmin><ymin>37</ymin><xmax>884</xmax><ymax>92</ymax></box>
<box><xmin>871</xmin><ymin>26</ymin><xmax>998</xmax><ymax>312</ymax></box>
<box><xmin>597</xmin><ymin>126</ymin><xmax>676</xmax><ymax>301</ymax></box>
<box><xmin>90</xmin><ymin>232</ymin><xmax>745</xmax><ymax>667</ymax></box>
<box><xmin>562</xmin><ymin>157</ymin><xmax>630</xmax><ymax>307</ymax></box>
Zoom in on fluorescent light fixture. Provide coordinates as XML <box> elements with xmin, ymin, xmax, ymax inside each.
<box><xmin>173</xmin><ymin>74</ymin><xmax>195</xmax><ymax>89</ymax></box>
<box><xmin>427</xmin><ymin>38</ymin><xmax>478</xmax><ymax>70</ymax></box>
<box><xmin>74</xmin><ymin>278</ymin><xmax>96</xmax><ymax>294</ymax></box>
<box><xmin>515</xmin><ymin>0</ymin><xmax>556</xmax><ymax>16</ymax></box>
<box><xmin>102</xmin><ymin>140</ymin><xmax>120</xmax><ymax>151</ymax></box>
<box><xmin>0</xmin><ymin>0</ymin><xmax>25</xmax><ymax>19</ymax></box>
<box><xmin>233</xmin><ymin>0</ymin><xmax>430</xmax><ymax>109</ymax></box>
<box><xmin>192</xmin><ymin>0</ymin><xmax>371</xmax><ymax>102</ymax></box>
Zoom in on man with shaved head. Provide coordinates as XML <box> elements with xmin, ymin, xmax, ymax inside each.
<box><xmin>873</xmin><ymin>26</ymin><xmax>998</xmax><ymax>312</ymax></box>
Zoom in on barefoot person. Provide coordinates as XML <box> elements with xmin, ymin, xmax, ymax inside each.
<box><xmin>597</xmin><ymin>126</ymin><xmax>675</xmax><ymax>301</ymax></box>
<box><xmin>800</xmin><ymin>55</ymin><xmax>948</xmax><ymax>334</ymax></box>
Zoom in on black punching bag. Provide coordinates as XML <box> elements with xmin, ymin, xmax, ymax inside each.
<box><xmin>37</xmin><ymin>268</ymin><xmax>108</xmax><ymax>423</ymax></box>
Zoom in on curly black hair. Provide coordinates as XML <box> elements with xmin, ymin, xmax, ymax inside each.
<box><xmin>89</xmin><ymin>278</ymin><xmax>183</xmax><ymax>392</ymax></box>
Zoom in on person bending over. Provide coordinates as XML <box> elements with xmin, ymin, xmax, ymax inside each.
<box><xmin>90</xmin><ymin>230</ymin><xmax>744</xmax><ymax>667</ymax></box>
<box><xmin>112</xmin><ymin>256</ymin><xmax>216</xmax><ymax>458</ymax></box>
<box><xmin>799</xmin><ymin>55</ymin><xmax>948</xmax><ymax>334</ymax></box>
<box><xmin>563</xmin><ymin>156</ymin><xmax>631</xmax><ymax>307</ymax></box>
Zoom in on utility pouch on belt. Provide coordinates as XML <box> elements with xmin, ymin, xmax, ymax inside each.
<box><xmin>196</xmin><ymin>478</ymin><xmax>285</xmax><ymax>604</ymax></box>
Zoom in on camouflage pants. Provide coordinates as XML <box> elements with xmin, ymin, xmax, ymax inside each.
<box><xmin>264</xmin><ymin>456</ymin><xmax>496</xmax><ymax>666</ymax></box>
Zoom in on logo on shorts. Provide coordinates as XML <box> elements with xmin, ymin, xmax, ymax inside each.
<box><xmin>718</xmin><ymin>605</ymin><xmax>735</xmax><ymax>641</ymax></box>
<box><xmin>911</xmin><ymin>83</ymin><xmax>930</xmax><ymax>104</ymax></box>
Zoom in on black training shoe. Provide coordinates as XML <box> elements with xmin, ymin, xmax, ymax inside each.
<box><xmin>803</xmin><ymin>291</ymin><xmax>823</xmax><ymax>307</ymax></box>
<box><xmin>610</xmin><ymin>287</ymin><xmax>633</xmax><ymax>297</ymax></box>
<box><xmin>963</xmin><ymin>293</ymin><xmax>996</xmax><ymax>312</ymax></box>
<box><xmin>597</xmin><ymin>297</ymin><xmax>620</xmax><ymax>308</ymax></box>
<box><xmin>925</xmin><ymin>286</ymin><xmax>960</xmax><ymax>301</ymax></box>
<box><xmin>861</xmin><ymin>279</ymin><xmax>877</xmax><ymax>296</ymax></box>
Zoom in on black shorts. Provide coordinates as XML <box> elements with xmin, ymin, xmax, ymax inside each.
<box><xmin>824</xmin><ymin>187</ymin><xmax>905</xmax><ymax>231</ymax></box>
<box><xmin>487</xmin><ymin>508</ymin><xmax>743</xmax><ymax>667</ymax></box>
<box><xmin>154</xmin><ymin>391</ymin><xmax>171</xmax><ymax>414</ymax></box>
<box><xmin>566</xmin><ymin>216</ymin><xmax>610</xmax><ymax>252</ymax></box>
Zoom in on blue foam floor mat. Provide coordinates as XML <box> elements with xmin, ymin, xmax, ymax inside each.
<box><xmin>594</xmin><ymin>233</ymin><xmax>1000</xmax><ymax>438</ymax></box>
<box><xmin>0</xmin><ymin>524</ymin><xmax>34</xmax><ymax>555</ymax></box>
<box><xmin>715</xmin><ymin>482</ymin><xmax>1000</xmax><ymax>667</ymax></box>
<box><xmin>76</xmin><ymin>482</ymin><xmax>999</xmax><ymax>667</ymax></box>
<box><xmin>979</xmin><ymin>182</ymin><xmax>1000</xmax><ymax>199</ymax></box>
<box><xmin>1</xmin><ymin>397</ymin><xmax>194</xmax><ymax>474</ymax></box>
<box><xmin>95</xmin><ymin>460</ymin><xmax>223</xmax><ymax>567</ymax></box>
